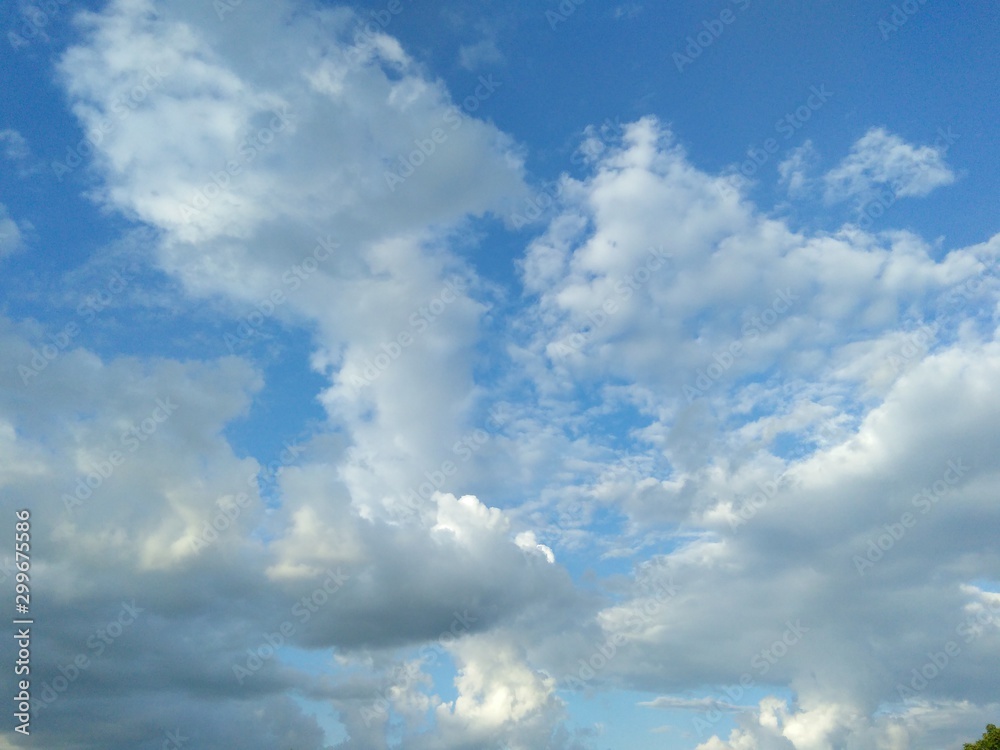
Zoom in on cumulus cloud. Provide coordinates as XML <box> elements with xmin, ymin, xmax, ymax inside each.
<box><xmin>0</xmin><ymin>1</ymin><xmax>567</xmax><ymax>747</ymax></box>
<box><xmin>502</xmin><ymin>115</ymin><xmax>1000</xmax><ymax>749</ymax></box>
<box><xmin>0</xmin><ymin>311</ymin><xmax>584</xmax><ymax>748</ymax></box>
<box><xmin>823</xmin><ymin>127</ymin><xmax>957</xmax><ymax>205</ymax></box>
<box><xmin>517</xmin><ymin>118</ymin><xmax>991</xmax><ymax>426</ymax></box>
<box><xmin>54</xmin><ymin>0</ymin><xmax>533</xmax><ymax>526</ymax></box>
<box><xmin>57</xmin><ymin>0</ymin><xmax>526</xmax><ymax>251</ymax></box>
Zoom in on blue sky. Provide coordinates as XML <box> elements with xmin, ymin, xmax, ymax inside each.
<box><xmin>1</xmin><ymin>1</ymin><xmax>999</xmax><ymax>748</ymax></box>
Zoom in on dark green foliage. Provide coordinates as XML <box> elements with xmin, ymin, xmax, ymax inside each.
<box><xmin>964</xmin><ymin>724</ymin><xmax>1000</xmax><ymax>750</ymax></box>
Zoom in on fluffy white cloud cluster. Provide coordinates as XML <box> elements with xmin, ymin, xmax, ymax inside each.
<box><xmin>504</xmin><ymin>117</ymin><xmax>1000</xmax><ymax>748</ymax></box>
<box><xmin>823</xmin><ymin>126</ymin><xmax>956</xmax><ymax>204</ymax></box>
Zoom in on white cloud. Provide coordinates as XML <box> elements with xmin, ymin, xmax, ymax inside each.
<box><xmin>0</xmin><ymin>1</ymin><xmax>567</xmax><ymax>746</ymax></box>
<box><xmin>777</xmin><ymin>140</ymin><xmax>818</xmax><ymax>198</ymax></box>
<box><xmin>458</xmin><ymin>37</ymin><xmax>504</xmax><ymax>70</ymax></box>
<box><xmin>0</xmin><ymin>129</ymin><xmax>29</xmax><ymax>161</ymax></box>
<box><xmin>0</xmin><ymin>204</ymin><xmax>25</xmax><ymax>257</ymax></box>
<box><xmin>641</xmin><ymin>695</ymin><xmax>746</xmax><ymax>711</ymax></box>
<box><xmin>517</xmin><ymin>118</ymin><xmax>992</xmax><ymax>437</ymax></box>
<box><xmin>431</xmin><ymin>638</ymin><xmax>565</xmax><ymax>749</ymax></box>
<box><xmin>500</xmin><ymin>116</ymin><xmax>1000</xmax><ymax>746</ymax></box>
<box><xmin>823</xmin><ymin>127</ymin><xmax>956</xmax><ymax>204</ymax></box>
<box><xmin>54</xmin><ymin>0</ymin><xmax>536</xmax><ymax>539</ymax></box>
<box><xmin>614</xmin><ymin>3</ymin><xmax>644</xmax><ymax>20</ymax></box>
<box><xmin>58</xmin><ymin>0</ymin><xmax>526</xmax><ymax>250</ymax></box>
<box><xmin>0</xmin><ymin>308</ymin><xmax>587</xmax><ymax>746</ymax></box>
<box><xmin>694</xmin><ymin>697</ymin><xmax>1000</xmax><ymax>750</ymax></box>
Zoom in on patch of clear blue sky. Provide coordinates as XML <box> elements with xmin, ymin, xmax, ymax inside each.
<box><xmin>563</xmin><ymin>688</ymin><xmax>719</xmax><ymax>750</ymax></box>
<box><xmin>348</xmin><ymin>0</ymin><xmax>997</xmax><ymax>246</ymax></box>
